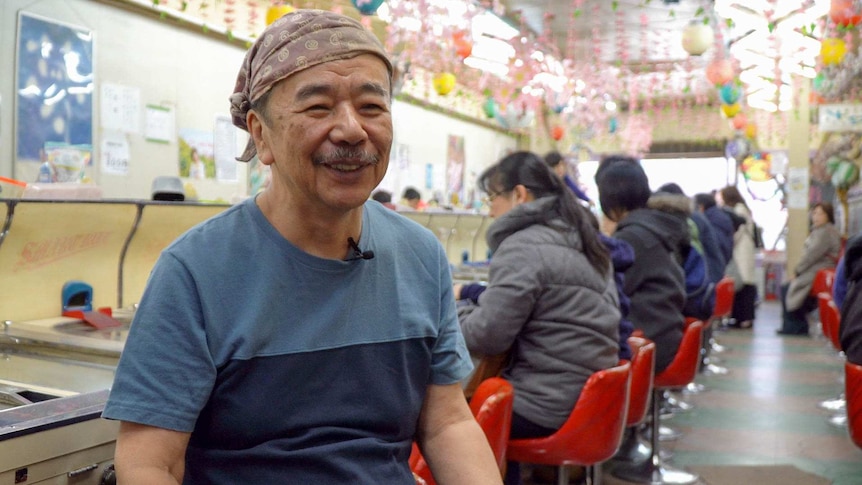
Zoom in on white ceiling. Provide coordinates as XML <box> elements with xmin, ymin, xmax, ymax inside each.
<box><xmin>500</xmin><ymin>0</ymin><xmax>713</xmax><ymax>65</ymax></box>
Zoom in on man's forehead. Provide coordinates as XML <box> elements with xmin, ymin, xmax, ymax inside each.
<box><xmin>275</xmin><ymin>56</ymin><xmax>391</xmax><ymax>95</ymax></box>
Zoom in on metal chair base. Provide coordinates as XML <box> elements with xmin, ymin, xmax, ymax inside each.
<box><xmin>556</xmin><ymin>464</ymin><xmax>599</xmax><ymax>485</ymax></box>
<box><xmin>818</xmin><ymin>394</ymin><xmax>846</xmax><ymax>411</ymax></box>
<box><xmin>610</xmin><ymin>454</ymin><xmax>699</xmax><ymax>485</ymax></box>
<box><xmin>829</xmin><ymin>413</ymin><xmax>848</xmax><ymax>428</ymax></box>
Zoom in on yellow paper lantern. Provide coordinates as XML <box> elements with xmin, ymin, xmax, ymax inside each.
<box><xmin>745</xmin><ymin>123</ymin><xmax>757</xmax><ymax>139</ymax></box>
<box><xmin>433</xmin><ymin>72</ymin><xmax>456</xmax><ymax>96</ymax></box>
<box><xmin>821</xmin><ymin>38</ymin><xmax>847</xmax><ymax>66</ymax></box>
<box><xmin>721</xmin><ymin>103</ymin><xmax>741</xmax><ymax>119</ymax></box>
<box><xmin>266</xmin><ymin>5</ymin><xmax>295</xmax><ymax>25</ymax></box>
<box><xmin>744</xmin><ymin>122</ymin><xmax>758</xmax><ymax>140</ymax></box>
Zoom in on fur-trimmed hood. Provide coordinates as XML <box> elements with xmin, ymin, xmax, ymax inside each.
<box><xmin>648</xmin><ymin>191</ymin><xmax>692</xmax><ymax>217</ymax></box>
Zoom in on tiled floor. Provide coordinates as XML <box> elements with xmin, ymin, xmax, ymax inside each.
<box><xmin>522</xmin><ymin>300</ymin><xmax>862</xmax><ymax>485</ymax></box>
<box><xmin>659</xmin><ymin>300</ymin><xmax>862</xmax><ymax>484</ymax></box>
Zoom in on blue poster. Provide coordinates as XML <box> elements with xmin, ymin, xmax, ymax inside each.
<box><xmin>16</xmin><ymin>13</ymin><xmax>94</xmax><ymax>163</ymax></box>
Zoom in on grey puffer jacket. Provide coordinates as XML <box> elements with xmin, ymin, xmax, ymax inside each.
<box><xmin>459</xmin><ymin>196</ymin><xmax>620</xmax><ymax>430</ymax></box>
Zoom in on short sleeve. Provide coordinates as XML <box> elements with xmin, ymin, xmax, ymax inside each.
<box><xmin>428</xmin><ymin>245</ymin><xmax>473</xmax><ymax>385</ymax></box>
<box><xmin>102</xmin><ymin>253</ymin><xmax>217</xmax><ymax>432</ymax></box>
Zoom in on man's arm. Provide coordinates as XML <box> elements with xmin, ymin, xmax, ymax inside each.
<box><xmin>416</xmin><ymin>383</ymin><xmax>502</xmax><ymax>485</ymax></box>
<box><xmin>114</xmin><ymin>421</ymin><xmax>190</xmax><ymax>485</ymax></box>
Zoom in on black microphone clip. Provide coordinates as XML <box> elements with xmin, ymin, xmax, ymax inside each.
<box><xmin>346</xmin><ymin>237</ymin><xmax>375</xmax><ymax>261</ymax></box>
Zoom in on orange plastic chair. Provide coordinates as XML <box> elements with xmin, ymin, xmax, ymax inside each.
<box><xmin>625</xmin><ymin>336</ymin><xmax>656</xmax><ymax>428</ymax></box>
<box><xmin>817</xmin><ymin>292</ymin><xmax>842</xmax><ymax>353</ymax></box>
<box><xmin>811</xmin><ymin>268</ymin><xmax>837</xmax><ymax>298</ymax></box>
<box><xmin>846</xmin><ymin>360</ymin><xmax>862</xmax><ymax>450</ymax></box>
<box><xmin>613</xmin><ymin>320</ymin><xmax>703</xmax><ymax>485</ymax></box>
<box><xmin>469</xmin><ymin>377</ymin><xmax>515</xmax><ymax>473</ymax></box>
<box><xmin>711</xmin><ymin>276</ymin><xmax>735</xmax><ymax>322</ymax></box>
<box><xmin>411</xmin><ymin>377</ymin><xmax>514</xmax><ymax>484</ymax></box>
<box><xmin>506</xmin><ymin>361</ymin><xmax>632</xmax><ymax>485</ymax></box>
<box><xmin>611</xmin><ymin>337</ymin><xmax>657</xmax><ymax>466</ymax></box>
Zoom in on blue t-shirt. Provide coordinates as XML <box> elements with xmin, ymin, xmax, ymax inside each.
<box><xmin>103</xmin><ymin>198</ymin><xmax>472</xmax><ymax>484</ymax></box>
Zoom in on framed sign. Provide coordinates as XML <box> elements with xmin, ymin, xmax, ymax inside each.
<box><xmin>16</xmin><ymin>12</ymin><xmax>94</xmax><ymax>165</ymax></box>
<box><xmin>818</xmin><ymin>103</ymin><xmax>862</xmax><ymax>132</ymax></box>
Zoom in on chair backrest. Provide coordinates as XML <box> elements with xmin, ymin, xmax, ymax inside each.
<box><xmin>507</xmin><ymin>361</ymin><xmax>631</xmax><ymax>466</ymax></box>
<box><xmin>410</xmin><ymin>377</ymin><xmax>514</xmax><ymax>484</ymax></box>
<box><xmin>711</xmin><ymin>276</ymin><xmax>735</xmax><ymax>320</ymax></box>
<box><xmin>625</xmin><ymin>336</ymin><xmax>656</xmax><ymax>427</ymax></box>
<box><xmin>845</xmin><ymin>360</ymin><xmax>862</xmax><ymax>450</ymax></box>
<box><xmin>817</xmin><ymin>292</ymin><xmax>842</xmax><ymax>352</ymax></box>
<box><xmin>811</xmin><ymin>268</ymin><xmax>837</xmax><ymax>297</ymax></box>
<box><xmin>655</xmin><ymin>320</ymin><xmax>704</xmax><ymax>389</ymax></box>
<box><xmin>469</xmin><ymin>377</ymin><xmax>515</xmax><ymax>474</ymax></box>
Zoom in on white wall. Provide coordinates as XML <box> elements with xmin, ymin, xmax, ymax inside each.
<box><xmin>0</xmin><ymin>1</ymin><xmax>517</xmax><ymax>203</ymax></box>
<box><xmin>384</xmin><ymin>102</ymin><xmax>517</xmax><ymax>207</ymax></box>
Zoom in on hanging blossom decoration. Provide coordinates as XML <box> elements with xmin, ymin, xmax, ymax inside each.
<box><xmin>621</xmin><ymin>113</ymin><xmax>654</xmax><ymax>156</ymax></box>
<box><xmin>814</xmin><ymin>44</ymin><xmax>862</xmax><ymax>101</ymax></box>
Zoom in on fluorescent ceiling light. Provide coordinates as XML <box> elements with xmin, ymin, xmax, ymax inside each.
<box><xmin>464</xmin><ymin>56</ymin><xmax>509</xmax><ymax>77</ymax></box>
<box><xmin>472</xmin><ymin>11</ymin><xmax>518</xmax><ymax>40</ymax></box>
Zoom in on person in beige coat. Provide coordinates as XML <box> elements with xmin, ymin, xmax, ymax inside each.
<box><xmin>719</xmin><ymin>186</ymin><xmax>758</xmax><ymax>328</ymax></box>
<box><xmin>778</xmin><ymin>202</ymin><xmax>842</xmax><ymax>335</ymax></box>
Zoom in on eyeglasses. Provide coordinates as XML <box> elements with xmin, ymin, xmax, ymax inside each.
<box><xmin>482</xmin><ymin>191</ymin><xmax>506</xmax><ymax>204</ymax></box>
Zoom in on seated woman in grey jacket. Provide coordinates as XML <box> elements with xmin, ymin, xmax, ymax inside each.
<box><xmin>778</xmin><ymin>202</ymin><xmax>842</xmax><ymax>335</ymax></box>
<box><xmin>456</xmin><ymin>151</ymin><xmax>620</xmax><ymax>485</ymax></box>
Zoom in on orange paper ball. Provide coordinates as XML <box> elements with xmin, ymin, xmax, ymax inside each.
<box><xmin>830</xmin><ymin>0</ymin><xmax>862</xmax><ymax>27</ymax></box>
<box><xmin>731</xmin><ymin>113</ymin><xmax>748</xmax><ymax>131</ymax></box>
<box><xmin>453</xmin><ymin>32</ymin><xmax>473</xmax><ymax>59</ymax></box>
<box><xmin>706</xmin><ymin>59</ymin><xmax>735</xmax><ymax>86</ymax></box>
<box><xmin>551</xmin><ymin>125</ymin><xmax>565</xmax><ymax>141</ymax></box>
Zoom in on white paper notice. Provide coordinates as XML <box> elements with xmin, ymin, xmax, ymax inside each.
<box><xmin>213</xmin><ymin>115</ymin><xmax>238</xmax><ymax>182</ymax></box>
<box><xmin>787</xmin><ymin>167</ymin><xmax>809</xmax><ymax>209</ymax></box>
<box><xmin>101</xmin><ymin>132</ymin><xmax>130</xmax><ymax>175</ymax></box>
<box><xmin>101</xmin><ymin>84</ymin><xmax>140</xmax><ymax>133</ymax></box>
<box><xmin>145</xmin><ymin>105</ymin><xmax>175</xmax><ymax>143</ymax></box>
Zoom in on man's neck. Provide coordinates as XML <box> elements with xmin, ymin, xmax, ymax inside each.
<box><xmin>256</xmin><ymin>191</ymin><xmax>363</xmax><ymax>260</ymax></box>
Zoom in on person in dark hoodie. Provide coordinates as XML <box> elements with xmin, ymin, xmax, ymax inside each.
<box><xmin>657</xmin><ymin>183</ymin><xmax>724</xmax><ymax>320</ymax></box>
<box><xmin>694</xmin><ymin>192</ymin><xmax>737</xmax><ymax>269</ymax></box>
<box><xmin>595</xmin><ymin>156</ymin><xmax>688</xmax><ymax>373</ymax></box>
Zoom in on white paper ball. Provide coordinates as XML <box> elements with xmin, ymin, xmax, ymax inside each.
<box><xmin>682</xmin><ymin>23</ymin><xmax>715</xmax><ymax>56</ymax></box>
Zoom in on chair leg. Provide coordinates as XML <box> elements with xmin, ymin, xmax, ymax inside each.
<box><xmin>584</xmin><ymin>464</ymin><xmax>601</xmax><ymax>485</ymax></box>
<box><xmin>556</xmin><ymin>465</ymin><xmax>569</xmax><ymax>485</ymax></box>
<box><xmin>611</xmin><ymin>388</ymin><xmax>699</xmax><ymax>484</ymax></box>
<box><xmin>612</xmin><ymin>426</ymin><xmax>652</xmax><ymax>464</ymax></box>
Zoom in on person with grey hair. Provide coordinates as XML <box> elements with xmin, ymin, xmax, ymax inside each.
<box><xmin>103</xmin><ymin>10</ymin><xmax>500</xmax><ymax>485</ymax></box>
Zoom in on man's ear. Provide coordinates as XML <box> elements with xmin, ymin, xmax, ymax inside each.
<box><xmin>247</xmin><ymin>110</ymin><xmax>273</xmax><ymax>166</ymax></box>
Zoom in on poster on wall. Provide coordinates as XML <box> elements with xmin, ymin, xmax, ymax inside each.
<box><xmin>101</xmin><ymin>133</ymin><xmax>130</xmax><ymax>175</ymax></box>
<box><xmin>101</xmin><ymin>83</ymin><xmax>140</xmax><ymax>134</ymax></box>
<box><xmin>213</xmin><ymin>115</ymin><xmax>238</xmax><ymax>183</ymax></box>
<box><xmin>145</xmin><ymin>105</ymin><xmax>174</xmax><ymax>143</ymax></box>
<box><xmin>446</xmin><ymin>134</ymin><xmax>465</xmax><ymax>204</ymax></box>
<box><xmin>42</xmin><ymin>142</ymin><xmax>92</xmax><ymax>182</ymax></box>
<box><xmin>178</xmin><ymin>128</ymin><xmax>214</xmax><ymax>180</ymax></box>
<box><xmin>16</xmin><ymin>13</ymin><xmax>94</xmax><ymax>165</ymax></box>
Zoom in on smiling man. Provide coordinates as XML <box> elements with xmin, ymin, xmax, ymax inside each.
<box><xmin>102</xmin><ymin>10</ymin><xmax>501</xmax><ymax>485</ymax></box>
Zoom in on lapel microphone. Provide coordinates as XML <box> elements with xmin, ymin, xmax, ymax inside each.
<box><xmin>346</xmin><ymin>237</ymin><xmax>375</xmax><ymax>261</ymax></box>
